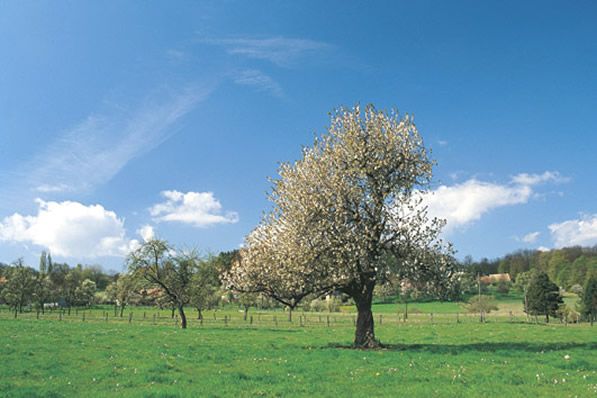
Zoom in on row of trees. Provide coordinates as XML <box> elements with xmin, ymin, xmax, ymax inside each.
<box><xmin>0</xmin><ymin>254</ymin><xmax>99</xmax><ymax>317</ymax></box>
<box><xmin>462</xmin><ymin>246</ymin><xmax>597</xmax><ymax>290</ymax></box>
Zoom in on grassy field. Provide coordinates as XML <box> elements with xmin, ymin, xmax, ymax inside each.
<box><xmin>0</xmin><ymin>309</ymin><xmax>595</xmax><ymax>397</ymax></box>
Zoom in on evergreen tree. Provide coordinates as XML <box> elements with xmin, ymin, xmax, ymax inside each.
<box><xmin>580</xmin><ymin>274</ymin><xmax>597</xmax><ymax>326</ymax></box>
<box><xmin>524</xmin><ymin>272</ymin><xmax>563</xmax><ymax>323</ymax></box>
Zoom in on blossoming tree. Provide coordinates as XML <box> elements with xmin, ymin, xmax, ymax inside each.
<box><xmin>225</xmin><ymin>104</ymin><xmax>455</xmax><ymax>347</ymax></box>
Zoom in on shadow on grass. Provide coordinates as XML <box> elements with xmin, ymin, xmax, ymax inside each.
<box><xmin>324</xmin><ymin>341</ymin><xmax>597</xmax><ymax>353</ymax></box>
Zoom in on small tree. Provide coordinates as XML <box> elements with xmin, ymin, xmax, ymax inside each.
<box><xmin>188</xmin><ymin>257</ymin><xmax>221</xmax><ymax>320</ymax></box>
<box><xmin>127</xmin><ymin>239</ymin><xmax>199</xmax><ymax>329</ymax></box>
<box><xmin>33</xmin><ymin>274</ymin><xmax>53</xmax><ymax>314</ymax></box>
<box><xmin>465</xmin><ymin>295</ymin><xmax>498</xmax><ymax>314</ymax></box>
<box><xmin>236</xmin><ymin>292</ymin><xmax>259</xmax><ymax>321</ymax></box>
<box><xmin>580</xmin><ymin>274</ymin><xmax>597</xmax><ymax>325</ymax></box>
<box><xmin>106</xmin><ymin>273</ymin><xmax>140</xmax><ymax>317</ymax></box>
<box><xmin>524</xmin><ymin>272</ymin><xmax>563</xmax><ymax>323</ymax></box>
<box><xmin>2</xmin><ymin>259</ymin><xmax>36</xmax><ymax>317</ymax></box>
<box><xmin>76</xmin><ymin>279</ymin><xmax>97</xmax><ymax>306</ymax></box>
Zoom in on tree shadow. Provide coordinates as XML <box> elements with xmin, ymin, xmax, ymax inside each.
<box><xmin>324</xmin><ymin>341</ymin><xmax>597</xmax><ymax>353</ymax></box>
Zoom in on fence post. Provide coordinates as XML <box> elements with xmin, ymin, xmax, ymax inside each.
<box><xmin>105</xmin><ymin>313</ymin><xmax>108</xmax><ymax>322</ymax></box>
<box><xmin>430</xmin><ymin>313</ymin><xmax>433</xmax><ymax>324</ymax></box>
<box><xmin>144</xmin><ymin>312</ymin><xmax>146</xmax><ymax>320</ymax></box>
<box><xmin>153</xmin><ymin>314</ymin><xmax>156</xmax><ymax>325</ymax></box>
<box><xmin>129</xmin><ymin>312</ymin><xmax>133</xmax><ymax>324</ymax></box>
<box><xmin>224</xmin><ymin>315</ymin><xmax>228</xmax><ymax>327</ymax></box>
<box><xmin>274</xmin><ymin>315</ymin><xmax>278</xmax><ymax>327</ymax></box>
<box><xmin>82</xmin><ymin>312</ymin><xmax>85</xmax><ymax>322</ymax></box>
<box><xmin>456</xmin><ymin>313</ymin><xmax>460</xmax><ymax>323</ymax></box>
<box><xmin>250</xmin><ymin>316</ymin><xmax>253</xmax><ymax>325</ymax></box>
<box><xmin>379</xmin><ymin>314</ymin><xmax>382</xmax><ymax>325</ymax></box>
<box><xmin>326</xmin><ymin>316</ymin><xmax>330</xmax><ymax>327</ymax></box>
<box><xmin>59</xmin><ymin>311</ymin><xmax>62</xmax><ymax>321</ymax></box>
<box><xmin>509</xmin><ymin>311</ymin><xmax>513</xmax><ymax>323</ymax></box>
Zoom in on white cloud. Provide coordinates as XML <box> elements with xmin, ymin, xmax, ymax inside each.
<box><xmin>150</xmin><ymin>191</ymin><xmax>239</xmax><ymax>228</ymax></box>
<box><xmin>233</xmin><ymin>69</ymin><xmax>284</xmax><ymax>97</ymax></box>
<box><xmin>549</xmin><ymin>214</ymin><xmax>597</xmax><ymax>248</ymax></box>
<box><xmin>0</xmin><ymin>199</ymin><xmax>138</xmax><ymax>258</ymax></box>
<box><xmin>522</xmin><ymin>231</ymin><xmax>540</xmax><ymax>243</ymax></box>
<box><xmin>137</xmin><ymin>224</ymin><xmax>155</xmax><ymax>242</ymax></box>
<box><xmin>425</xmin><ymin>171</ymin><xmax>567</xmax><ymax>233</ymax></box>
<box><xmin>510</xmin><ymin>171</ymin><xmax>569</xmax><ymax>185</ymax></box>
<box><xmin>202</xmin><ymin>36</ymin><xmax>330</xmax><ymax>67</ymax></box>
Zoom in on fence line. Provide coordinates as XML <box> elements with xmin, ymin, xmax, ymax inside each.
<box><xmin>0</xmin><ymin>307</ymin><xmax>588</xmax><ymax>329</ymax></box>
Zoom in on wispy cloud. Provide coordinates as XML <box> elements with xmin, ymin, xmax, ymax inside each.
<box><xmin>233</xmin><ymin>69</ymin><xmax>285</xmax><ymax>97</ymax></box>
<box><xmin>21</xmin><ymin>86</ymin><xmax>211</xmax><ymax>194</ymax></box>
<box><xmin>201</xmin><ymin>36</ymin><xmax>331</xmax><ymax>67</ymax></box>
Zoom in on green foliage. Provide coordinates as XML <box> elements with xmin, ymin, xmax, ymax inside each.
<box><xmin>464</xmin><ymin>295</ymin><xmax>498</xmax><ymax>314</ymax></box>
<box><xmin>127</xmin><ymin>239</ymin><xmax>200</xmax><ymax>328</ymax></box>
<box><xmin>580</xmin><ymin>274</ymin><xmax>597</xmax><ymax>323</ymax></box>
<box><xmin>524</xmin><ymin>272</ymin><xmax>563</xmax><ymax>322</ymax></box>
<box><xmin>1</xmin><ymin>260</ymin><xmax>36</xmax><ymax>315</ymax></box>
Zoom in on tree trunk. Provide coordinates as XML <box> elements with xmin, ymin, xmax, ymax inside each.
<box><xmin>120</xmin><ymin>304</ymin><xmax>126</xmax><ymax>318</ymax></box>
<box><xmin>171</xmin><ymin>306</ymin><xmax>175</xmax><ymax>319</ymax></box>
<box><xmin>353</xmin><ymin>283</ymin><xmax>379</xmax><ymax>348</ymax></box>
<box><xmin>197</xmin><ymin>308</ymin><xmax>202</xmax><ymax>320</ymax></box>
<box><xmin>177</xmin><ymin>306</ymin><xmax>187</xmax><ymax>329</ymax></box>
<box><xmin>546</xmin><ymin>314</ymin><xmax>549</xmax><ymax>323</ymax></box>
<box><xmin>244</xmin><ymin>307</ymin><xmax>248</xmax><ymax>321</ymax></box>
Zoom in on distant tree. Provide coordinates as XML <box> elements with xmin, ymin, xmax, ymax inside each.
<box><xmin>127</xmin><ymin>239</ymin><xmax>198</xmax><ymax>329</ymax></box>
<box><xmin>76</xmin><ymin>279</ymin><xmax>96</xmax><ymax>306</ymax></box>
<box><xmin>39</xmin><ymin>251</ymin><xmax>48</xmax><ymax>274</ymax></box>
<box><xmin>1</xmin><ymin>259</ymin><xmax>36</xmax><ymax>317</ymax></box>
<box><xmin>580</xmin><ymin>274</ymin><xmax>597</xmax><ymax>325</ymax></box>
<box><xmin>236</xmin><ymin>292</ymin><xmax>259</xmax><ymax>321</ymax></box>
<box><xmin>33</xmin><ymin>273</ymin><xmax>53</xmax><ymax>314</ymax></box>
<box><xmin>62</xmin><ymin>268</ymin><xmax>83</xmax><ymax>314</ymax></box>
<box><xmin>188</xmin><ymin>256</ymin><xmax>221</xmax><ymax>320</ymax></box>
<box><xmin>106</xmin><ymin>273</ymin><xmax>140</xmax><ymax>317</ymax></box>
<box><xmin>524</xmin><ymin>272</ymin><xmax>563</xmax><ymax>323</ymax></box>
<box><xmin>34</xmin><ymin>252</ymin><xmax>53</xmax><ymax>314</ymax></box>
<box><xmin>465</xmin><ymin>295</ymin><xmax>498</xmax><ymax>314</ymax></box>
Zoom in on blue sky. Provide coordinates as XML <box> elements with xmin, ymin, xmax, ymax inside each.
<box><xmin>1</xmin><ymin>1</ymin><xmax>596</xmax><ymax>272</ymax></box>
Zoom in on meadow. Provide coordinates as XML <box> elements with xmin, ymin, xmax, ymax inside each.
<box><xmin>0</xmin><ymin>301</ymin><xmax>595</xmax><ymax>397</ymax></box>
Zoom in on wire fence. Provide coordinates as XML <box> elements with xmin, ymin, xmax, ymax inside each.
<box><xmin>0</xmin><ymin>305</ymin><xmax>587</xmax><ymax>328</ymax></box>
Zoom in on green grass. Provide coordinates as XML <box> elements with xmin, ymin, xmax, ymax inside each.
<box><xmin>1</xmin><ymin>313</ymin><xmax>595</xmax><ymax>397</ymax></box>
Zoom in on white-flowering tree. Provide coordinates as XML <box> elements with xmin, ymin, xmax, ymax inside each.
<box><xmin>225</xmin><ymin>104</ymin><xmax>455</xmax><ymax>347</ymax></box>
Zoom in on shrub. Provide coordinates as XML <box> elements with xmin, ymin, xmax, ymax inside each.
<box><xmin>465</xmin><ymin>295</ymin><xmax>498</xmax><ymax>313</ymax></box>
